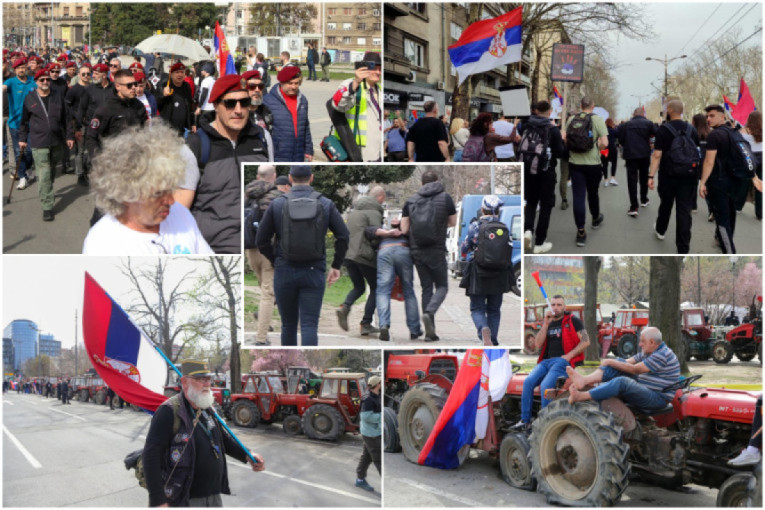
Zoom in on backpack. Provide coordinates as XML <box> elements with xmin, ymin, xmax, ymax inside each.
<box><xmin>723</xmin><ymin>126</ymin><xmax>757</xmax><ymax>181</ymax></box>
<box><xmin>518</xmin><ymin>123</ymin><xmax>551</xmax><ymax>174</ymax></box>
<box><xmin>124</xmin><ymin>397</ymin><xmax>182</xmax><ymax>489</ymax></box>
<box><xmin>243</xmin><ymin>206</ymin><xmax>260</xmax><ymax>250</ymax></box>
<box><xmin>462</xmin><ymin>135</ymin><xmax>490</xmax><ymax>162</ymax></box>
<box><xmin>566</xmin><ymin>113</ymin><xmax>594</xmax><ymax>153</ymax></box>
<box><xmin>280</xmin><ymin>191</ymin><xmax>325</xmax><ymax>262</ymax></box>
<box><xmin>664</xmin><ymin>123</ymin><xmax>700</xmax><ymax>178</ymax></box>
<box><xmin>408</xmin><ymin>194</ymin><xmax>440</xmax><ymax>247</ymax></box>
<box><xmin>473</xmin><ymin>220</ymin><xmax>512</xmax><ymax>270</ymax></box>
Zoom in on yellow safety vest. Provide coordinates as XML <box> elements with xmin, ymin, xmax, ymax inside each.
<box><xmin>347</xmin><ymin>81</ymin><xmax>369</xmax><ymax>147</ymax></box>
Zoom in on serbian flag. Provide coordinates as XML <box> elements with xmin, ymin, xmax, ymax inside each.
<box><xmin>475</xmin><ymin>349</ymin><xmax>513</xmax><ymax>439</ymax></box>
<box><xmin>731</xmin><ymin>78</ymin><xmax>756</xmax><ymax>126</ymax></box>
<box><xmin>82</xmin><ymin>273</ymin><xmax>168</xmax><ymax>412</ymax></box>
<box><xmin>551</xmin><ymin>85</ymin><xmax>563</xmax><ymax>118</ymax></box>
<box><xmin>723</xmin><ymin>95</ymin><xmax>736</xmax><ymax>114</ymax></box>
<box><xmin>418</xmin><ymin>350</ymin><xmax>483</xmax><ymax>468</ymax></box>
<box><xmin>214</xmin><ymin>21</ymin><xmax>236</xmax><ymax>77</ymax></box>
<box><xmin>448</xmin><ymin>7</ymin><xmax>522</xmax><ymax>86</ymax></box>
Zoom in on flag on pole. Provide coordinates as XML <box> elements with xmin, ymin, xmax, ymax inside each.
<box><xmin>731</xmin><ymin>78</ymin><xmax>756</xmax><ymax>126</ymax></box>
<box><xmin>82</xmin><ymin>273</ymin><xmax>168</xmax><ymax>412</ymax></box>
<box><xmin>214</xmin><ymin>21</ymin><xmax>236</xmax><ymax>77</ymax></box>
<box><xmin>475</xmin><ymin>349</ymin><xmax>512</xmax><ymax>440</ymax></box>
<box><xmin>551</xmin><ymin>85</ymin><xmax>563</xmax><ymax>118</ymax></box>
<box><xmin>447</xmin><ymin>7</ymin><xmax>523</xmax><ymax>86</ymax></box>
<box><xmin>723</xmin><ymin>95</ymin><xmax>736</xmax><ymax>114</ymax></box>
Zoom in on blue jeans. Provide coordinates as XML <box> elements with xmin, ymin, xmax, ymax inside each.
<box><xmin>453</xmin><ymin>149</ymin><xmax>463</xmax><ymax>162</ymax></box>
<box><xmin>588</xmin><ymin>364</ymin><xmax>670</xmax><ymax>413</ymax></box>
<box><xmin>274</xmin><ymin>265</ymin><xmax>325</xmax><ymax>346</ymax></box>
<box><xmin>9</xmin><ymin>127</ymin><xmax>34</xmax><ymax>179</ymax></box>
<box><xmin>376</xmin><ymin>245</ymin><xmax>421</xmax><ymax>334</ymax></box>
<box><xmin>307</xmin><ymin>62</ymin><xmax>317</xmax><ymax>80</ymax></box>
<box><xmin>469</xmin><ymin>294</ymin><xmax>502</xmax><ymax>345</ymax></box>
<box><xmin>521</xmin><ymin>357</ymin><xmax>569</xmax><ymax>422</ymax></box>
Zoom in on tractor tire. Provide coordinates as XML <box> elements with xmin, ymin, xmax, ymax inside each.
<box><xmin>302</xmin><ymin>404</ymin><xmax>345</xmax><ymax>441</ymax></box>
<box><xmin>616</xmin><ymin>333</ymin><xmax>638</xmax><ymax>359</ymax></box>
<box><xmin>524</xmin><ymin>329</ymin><xmax>538</xmax><ymax>355</ymax></box>
<box><xmin>712</xmin><ymin>340</ymin><xmax>734</xmax><ymax>364</ymax></box>
<box><xmin>736</xmin><ymin>352</ymin><xmax>756</xmax><ymax>362</ymax></box>
<box><xmin>384</xmin><ymin>407</ymin><xmax>401</xmax><ymax>453</ymax></box>
<box><xmin>94</xmin><ymin>390</ymin><xmax>106</xmax><ymax>405</ymax></box>
<box><xmin>282</xmin><ymin>414</ymin><xmax>303</xmax><ymax>436</ymax></box>
<box><xmin>716</xmin><ymin>472</ymin><xmax>754</xmax><ymax>507</ymax></box>
<box><xmin>397</xmin><ymin>383</ymin><xmax>469</xmax><ymax>465</ymax></box>
<box><xmin>79</xmin><ymin>389</ymin><xmax>89</xmax><ymax>402</ymax></box>
<box><xmin>232</xmin><ymin>400</ymin><xmax>261</xmax><ymax>428</ymax></box>
<box><xmin>511</xmin><ymin>263</ymin><xmax>521</xmax><ymax>297</ymax></box>
<box><xmin>530</xmin><ymin>399</ymin><xmax>630</xmax><ymax>507</ymax></box>
<box><xmin>682</xmin><ymin>332</ymin><xmax>693</xmax><ymax>361</ymax></box>
<box><xmin>499</xmin><ymin>432</ymin><xmax>537</xmax><ymax>491</ymax></box>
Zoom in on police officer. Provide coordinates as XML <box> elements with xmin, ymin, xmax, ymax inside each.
<box><xmin>255</xmin><ymin>166</ymin><xmax>350</xmax><ymax>346</ymax></box>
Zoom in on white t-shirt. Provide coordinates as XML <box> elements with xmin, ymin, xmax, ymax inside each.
<box><xmin>742</xmin><ymin>133</ymin><xmax>763</xmax><ymax>153</ymax></box>
<box><xmin>200</xmin><ymin>75</ymin><xmax>216</xmax><ymax>111</ymax></box>
<box><xmin>492</xmin><ymin>120</ymin><xmax>516</xmax><ymax>159</ymax></box>
<box><xmin>83</xmin><ymin>203</ymin><xmax>214</xmax><ymax>255</ymax></box>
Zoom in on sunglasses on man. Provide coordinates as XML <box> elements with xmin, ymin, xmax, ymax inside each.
<box><xmin>247</xmin><ymin>82</ymin><xmax>265</xmax><ymax>91</ymax></box>
<box><xmin>221</xmin><ymin>97</ymin><xmax>252</xmax><ymax>109</ymax></box>
<box><xmin>118</xmin><ymin>81</ymin><xmax>137</xmax><ymax>89</ymax></box>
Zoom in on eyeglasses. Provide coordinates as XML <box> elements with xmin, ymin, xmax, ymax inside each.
<box><xmin>50</xmin><ymin>69</ymin><xmax>60</xmax><ymax>73</ymax></box>
<box><xmin>221</xmin><ymin>97</ymin><xmax>252</xmax><ymax>109</ymax></box>
<box><xmin>118</xmin><ymin>81</ymin><xmax>137</xmax><ymax>89</ymax></box>
<box><xmin>247</xmin><ymin>83</ymin><xmax>264</xmax><ymax>91</ymax></box>
<box><xmin>110</xmin><ymin>64</ymin><xmax>119</xmax><ymax>68</ymax></box>
<box><xmin>37</xmin><ymin>77</ymin><xmax>51</xmax><ymax>82</ymax></box>
<box><xmin>80</xmin><ymin>73</ymin><xmax>91</xmax><ymax>77</ymax></box>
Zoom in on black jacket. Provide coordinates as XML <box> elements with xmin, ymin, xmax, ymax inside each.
<box><xmin>618</xmin><ymin>115</ymin><xmax>656</xmax><ymax>160</ymax></box>
<box><xmin>78</xmin><ymin>81</ymin><xmax>114</xmax><ymax>127</ymax></box>
<box><xmin>157</xmin><ymin>80</ymin><xmax>193</xmax><ymax>134</ymax></box>
<box><xmin>19</xmin><ymin>88</ymin><xmax>74</xmax><ymax>148</ymax></box>
<box><xmin>520</xmin><ymin>114</ymin><xmax>565</xmax><ymax>170</ymax></box>
<box><xmin>65</xmin><ymin>83</ymin><xmax>88</xmax><ymax>130</ymax></box>
<box><xmin>85</xmin><ymin>91</ymin><xmax>146</xmax><ymax>158</ymax></box>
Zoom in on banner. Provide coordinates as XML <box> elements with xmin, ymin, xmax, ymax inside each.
<box><xmin>551</xmin><ymin>43</ymin><xmax>584</xmax><ymax>83</ymax></box>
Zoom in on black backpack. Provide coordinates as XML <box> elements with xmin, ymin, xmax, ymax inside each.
<box><xmin>723</xmin><ymin>126</ymin><xmax>757</xmax><ymax>181</ymax></box>
<box><xmin>408</xmin><ymin>194</ymin><xmax>439</xmax><ymax>247</ymax></box>
<box><xmin>518</xmin><ymin>123</ymin><xmax>551</xmax><ymax>174</ymax></box>
<box><xmin>566</xmin><ymin>113</ymin><xmax>594</xmax><ymax>153</ymax></box>
<box><xmin>244</xmin><ymin>206</ymin><xmax>260</xmax><ymax>250</ymax></box>
<box><xmin>664</xmin><ymin>123</ymin><xmax>700</xmax><ymax>178</ymax></box>
<box><xmin>280</xmin><ymin>191</ymin><xmax>325</xmax><ymax>262</ymax></box>
<box><xmin>473</xmin><ymin>220</ymin><xmax>512</xmax><ymax>270</ymax></box>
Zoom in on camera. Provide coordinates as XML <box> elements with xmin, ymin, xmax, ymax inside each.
<box><xmin>355</xmin><ymin>61</ymin><xmax>376</xmax><ymax>70</ymax></box>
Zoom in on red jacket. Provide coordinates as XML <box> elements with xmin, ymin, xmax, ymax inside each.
<box><xmin>537</xmin><ymin>312</ymin><xmax>584</xmax><ymax>367</ymax></box>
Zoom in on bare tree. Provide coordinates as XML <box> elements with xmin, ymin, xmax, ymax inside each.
<box><xmin>583</xmin><ymin>257</ymin><xmax>602</xmax><ymax>361</ymax></box>
<box><xmin>600</xmin><ymin>257</ymin><xmax>650</xmax><ymax>305</ymax></box>
<box><xmin>649</xmin><ymin>257</ymin><xmax>687</xmax><ymax>373</ymax></box>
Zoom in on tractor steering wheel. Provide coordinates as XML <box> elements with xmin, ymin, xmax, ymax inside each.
<box><xmin>661</xmin><ymin>374</ymin><xmax>703</xmax><ymax>393</ymax></box>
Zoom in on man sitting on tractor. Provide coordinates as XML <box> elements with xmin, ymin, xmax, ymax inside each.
<box><xmin>567</xmin><ymin>326</ymin><xmax>680</xmax><ymax>413</ymax></box>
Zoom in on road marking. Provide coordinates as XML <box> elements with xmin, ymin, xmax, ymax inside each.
<box><xmin>3</xmin><ymin>425</ymin><xmax>42</xmax><ymax>469</ymax></box>
<box><xmin>3</xmin><ymin>400</ymin><xmax>14</xmax><ymax>406</ymax></box>
<box><xmin>49</xmin><ymin>406</ymin><xmax>87</xmax><ymax>422</ymax></box>
<box><xmin>229</xmin><ymin>462</ymin><xmax>379</xmax><ymax>504</ymax></box>
<box><xmin>389</xmin><ymin>476</ymin><xmax>484</xmax><ymax>507</ymax></box>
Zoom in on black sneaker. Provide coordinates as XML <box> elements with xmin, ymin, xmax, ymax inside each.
<box><xmin>560</xmin><ymin>199</ymin><xmax>568</xmax><ymax>210</ymax></box>
<box><xmin>576</xmin><ymin>229</ymin><xmax>587</xmax><ymax>247</ymax></box>
<box><xmin>360</xmin><ymin>324</ymin><xmax>379</xmax><ymax>336</ymax></box>
<box><xmin>336</xmin><ymin>305</ymin><xmax>350</xmax><ymax>331</ymax></box>
<box><xmin>42</xmin><ymin>210</ymin><xmax>55</xmax><ymax>222</ymax></box>
<box><xmin>379</xmin><ymin>328</ymin><xmax>390</xmax><ymax>341</ymax></box>
<box><xmin>592</xmin><ymin>213</ymin><xmax>604</xmax><ymax>229</ymax></box>
<box><xmin>410</xmin><ymin>331</ymin><xmax>424</xmax><ymax>340</ymax></box>
<box><xmin>77</xmin><ymin>174</ymin><xmax>89</xmax><ymax>187</ymax></box>
<box><xmin>422</xmin><ymin>312</ymin><xmax>436</xmax><ymax>340</ymax></box>
<box><xmin>424</xmin><ymin>334</ymin><xmax>440</xmax><ymax>342</ymax></box>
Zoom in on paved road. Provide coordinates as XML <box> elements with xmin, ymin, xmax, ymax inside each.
<box><xmin>244</xmin><ymin>272</ymin><xmax>522</xmax><ymax>348</ymax></box>
<box><xmin>538</xmin><ymin>159</ymin><xmax>762</xmax><ymax>254</ymax></box>
<box><xmin>3</xmin><ymin>392</ymin><xmax>380</xmax><ymax>507</ymax></box>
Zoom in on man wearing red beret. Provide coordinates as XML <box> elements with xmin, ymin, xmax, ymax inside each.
<box><xmin>27</xmin><ymin>56</ymin><xmax>41</xmax><ymax>76</ymax></box>
<box><xmin>241</xmin><ymin>69</ymin><xmax>273</xmax><ymax>132</ymax></box>
<box><xmin>78</xmin><ymin>63</ymin><xmax>113</xmax><ymax>151</ymax></box>
<box><xmin>157</xmin><ymin>61</ymin><xmax>193</xmax><ymax>136</ymax></box>
<box><xmin>64</xmin><ymin>61</ymin><xmax>77</xmax><ymax>87</ymax></box>
<box><xmin>3</xmin><ymin>58</ymin><xmax>37</xmax><ymax>189</ymax></box>
<box><xmin>262</xmin><ymin>65</ymin><xmax>313</xmax><ymax>162</ymax></box>
<box><xmin>47</xmin><ymin>62</ymin><xmax>68</xmax><ymax>96</ymax></box>
<box><xmin>184</xmin><ymin>73</ymin><xmax>273</xmax><ymax>253</ymax></box>
<box><xmin>65</xmin><ymin>65</ymin><xmax>93</xmax><ymax>186</ymax></box>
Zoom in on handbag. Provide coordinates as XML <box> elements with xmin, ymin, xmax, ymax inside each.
<box><xmin>320</xmin><ymin>128</ymin><xmax>349</xmax><ymax>162</ymax></box>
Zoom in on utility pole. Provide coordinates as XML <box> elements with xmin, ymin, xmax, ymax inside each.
<box><xmin>74</xmin><ymin>310</ymin><xmax>78</xmax><ymax>376</ymax></box>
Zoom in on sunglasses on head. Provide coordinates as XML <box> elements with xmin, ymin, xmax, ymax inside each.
<box><xmin>118</xmin><ymin>81</ymin><xmax>137</xmax><ymax>89</ymax></box>
<box><xmin>247</xmin><ymin>83</ymin><xmax>264</xmax><ymax>91</ymax></box>
<box><xmin>221</xmin><ymin>97</ymin><xmax>252</xmax><ymax>109</ymax></box>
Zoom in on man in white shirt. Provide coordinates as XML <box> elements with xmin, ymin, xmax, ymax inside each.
<box><xmin>493</xmin><ymin>115</ymin><xmax>517</xmax><ymax>162</ymax></box>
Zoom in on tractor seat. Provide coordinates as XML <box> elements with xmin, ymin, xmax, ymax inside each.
<box><xmin>631</xmin><ymin>402</ymin><xmax>675</xmax><ymax>417</ymax></box>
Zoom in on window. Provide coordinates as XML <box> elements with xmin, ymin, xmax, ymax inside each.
<box><xmin>327</xmin><ymin>7</ymin><xmax>336</xmax><ymax>15</ymax></box>
<box><xmin>236</xmin><ymin>9</ymin><xmax>242</xmax><ymax>19</ymax></box>
<box><xmin>358</xmin><ymin>8</ymin><xmax>366</xmax><ymax>15</ymax></box>
<box><xmin>406</xmin><ymin>3</ymin><xmax>426</xmax><ymax>14</ymax></box>
<box><xmin>373</xmin><ymin>8</ymin><xmax>380</xmax><ymax>16</ymax></box>
<box><xmin>63</xmin><ymin>6</ymin><xmax>69</xmax><ymax>16</ymax></box>
<box><xmin>245</xmin><ymin>377</ymin><xmax>256</xmax><ymax>393</ymax></box>
<box><xmin>343</xmin><ymin>36</ymin><xmax>352</xmax><ymax>44</ymax></box>
<box><xmin>373</xmin><ymin>23</ymin><xmax>381</xmax><ymax>31</ymax></box>
<box><xmin>76</xmin><ymin>6</ymin><xmax>82</xmax><ymax>16</ymax></box>
<box><xmin>344</xmin><ymin>7</ymin><xmax>352</xmax><ymax>15</ymax></box>
<box><xmin>327</xmin><ymin>22</ymin><xmax>336</xmax><ymax>30</ymax></box>
<box><xmin>373</xmin><ymin>38</ymin><xmax>381</xmax><ymax>46</ymax></box>
<box><xmin>357</xmin><ymin>23</ymin><xmax>366</xmax><ymax>31</ymax></box>
<box><xmin>343</xmin><ymin>22</ymin><xmax>352</xmax><ymax>31</ymax></box>
<box><xmin>357</xmin><ymin>37</ymin><xmax>366</xmax><ymax>45</ymax></box>
<box><xmin>327</xmin><ymin>36</ymin><xmax>336</xmax><ymax>45</ymax></box>
<box><xmin>450</xmin><ymin>22</ymin><xmax>462</xmax><ymax>41</ymax></box>
<box><xmin>257</xmin><ymin>377</ymin><xmax>269</xmax><ymax>393</ymax></box>
<box><xmin>404</xmin><ymin>38</ymin><xmax>425</xmax><ymax>67</ymax></box>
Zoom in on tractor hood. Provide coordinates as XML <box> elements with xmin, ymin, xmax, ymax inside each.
<box><xmin>680</xmin><ymin>387</ymin><xmax>761</xmax><ymax>424</ymax></box>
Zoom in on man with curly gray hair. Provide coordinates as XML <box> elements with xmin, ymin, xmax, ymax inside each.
<box><xmin>82</xmin><ymin>123</ymin><xmax>213</xmax><ymax>255</ymax></box>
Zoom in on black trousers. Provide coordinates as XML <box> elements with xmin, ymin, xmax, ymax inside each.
<box><xmin>524</xmin><ymin>167</ymin><xmax>556</xmax><ymax>245</ymax></box>
<box><xmin>569</xmin><ymin>163</ymin><xmax>601</xmax><ymax>230</ymax></box>
<box><xmin>356</xmin><ymin>435</ymin><xmax>381</xmax><ymax>479</ymax></box>
<box><xmin>626</xmin><ymin>157</ymin><xmax>651</xmax><ymax>210</ymax></box>
<box><xmin>655</xmin><ymin>174</ymin><xmax>696</xmax><ymax>254</ymax></box>
<box><xmin>706</xmin><ymin>183</ymin><xmax>739</xmax><ymax>254</ymax></box>
<box><xmin>601</xmin><ymin>151</ymin><xmax>617</xmax><ymax>179</ymax></box>
<box><xmin>342</xmin><ymin>260</ymin><xmax>377</xmax><ymax>325</ymax></box>
<box><xmin>412</xmin><ymin>250</ymin><xmax>449</xmax><ymax>316</ymax></box>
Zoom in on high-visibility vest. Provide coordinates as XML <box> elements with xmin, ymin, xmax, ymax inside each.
<box><xmin>346</xmin><ymin>81</ymin><xmax>368</xmax><ymax>147</ymax></box>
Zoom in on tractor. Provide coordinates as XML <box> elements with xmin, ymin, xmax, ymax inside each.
<box><xmin>680</xmin><ymin>307</ymin><xmax>714</xmax><ymax>361</ymax></box>
<box><xmin>229</xmin><ymin>373</ymin><xmax>287</xmax><ymax>428</ymax></box>
<box><xmin>285</xmin><ymin>366</ymin><xmax>322</xmax><ymax>394</ymax></box>
<box><xmin>599</xmin><ymin>308</ymin><xmax>650</xmax><ymax>358</ymax></box>
<box><xmin>712</xmin><ymin>297</ymin><xmax>762</xmax><ymax>364</ymax></box>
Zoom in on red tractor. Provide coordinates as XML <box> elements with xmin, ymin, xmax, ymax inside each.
<box><xmin>599</xmin><ymin>308</ymin><xmax>650</xmax><ymax>358</ymax></box>
<box><xmin>713</xmin><ymin>297</ymin><xmax>762</xmax><ymax>364</ymax></box>
<box><xmin>230</xmin><ymin>373</ymin><xmax>287</xmax><ymax>428</ymax></box>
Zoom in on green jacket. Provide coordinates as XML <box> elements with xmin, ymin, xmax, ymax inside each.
<box><xmin>345</xmin><ymin>195</ymin><xmax>383</xmax><ymax>267</ymax></box>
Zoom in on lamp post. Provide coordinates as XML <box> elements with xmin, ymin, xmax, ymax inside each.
<box><xmin>645</xmin><ymin>54</ymin><xmax>687</xmax><ymax>101</ymax></box>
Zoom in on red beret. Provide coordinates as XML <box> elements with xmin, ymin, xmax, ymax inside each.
<box><xmin>170</xmin><ymin>62</ymin><xmax>186</xmax><ymax>72</ymax></box>
<box><xmin>34</xmin><ymin>69</ymin><xmax>51</xmax><ymax>81</ymax></box>
<box><xmin>129</xmin><ymin>62</ymin><xmax>144</xmax><ymax>70</ymax></box>
<box><xmin>277</xmin><ymin>65</ymin><xmax>301</xmax><ymax>83</ymax></box>
<box><xmin>28</xmin><ymin>56</ymin><xmax>43</xmax><ymax>64</ymax></box>
<box><xmin>241</xmin><ymin>70</ymin><xmax>261</xmax><ymax>81</ymax></box>
<box><xmin>65</xmin><ymin>61</ymin><xmax>77</xmax><ymax>69</ymax></box>
<box><xmin>57</xmin><ymin>53</ymin><xmax>68</xmax><ymax>61</ymax></box>
<box><xmin>82</xmin><ymin>61</ymin><xmax>93</xmax><ymax>69</ymax></box>
<box><xmin>132</xmin><ymin>71</ymin><xmax>146</xmax><ymax>82</ymax></box>
<box><xmin>12</xmin><ymin>58</ymin><xmax>27</xmax><ymax>69</ymax></box>
<box><xmin>209</xmin><ymin>74</ymin><xmax>244</xmax><ymax>104</ymax></box>
<box><xmin>93</xmin><ymin>63</ymin><xmax>109</xmax><ymax>73</ymax></box>
<box><xmin>48</xmin><ymin>62</ymin><xmax>61</xmax><ymax>71</ymax></box>
<box><xmin>2</xmin><ymin>49</ymin><xmax>7</xmax><ymax>55</ymax></box>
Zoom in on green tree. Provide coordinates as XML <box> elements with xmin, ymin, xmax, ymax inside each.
<box><xmin>247</xmin><ymin>4</ymin><xmax>317</xmax><ymax>37</ymax></box>
<box><xmin>23</xmin><ymin>355</ymin><xmax>52</xmax><ymax>378</ymax></box>
<box><xmin>164</xmin><ymin>4</ymin><xmax>220</xmax><ymax>39</ymax></box>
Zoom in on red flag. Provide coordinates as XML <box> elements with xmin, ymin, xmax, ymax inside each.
<box><xmin>731</xmin><ymin>78</ymin><xmax>756</xmax><ymax>126</ymax></box>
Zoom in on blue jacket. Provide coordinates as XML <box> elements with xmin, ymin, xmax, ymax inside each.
<box><xmin>262</xmin><ymin>84</ymin><xmax>313</xmax><ymax>162</ymax></box>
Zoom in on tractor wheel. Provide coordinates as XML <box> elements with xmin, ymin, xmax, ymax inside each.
<box><xmin>384</xmin><ymin>407</ymin><xmax>401</xmax><ymax>453</ymax></box>
<box><xmin>499</xmin><ymin>432</ymin><xmax>537</xmax><ymax>491</ymax></box>
<box><xmin>94</xmin><ymin>390</ymin><xmax>106</xmax><ymax>405</ymax></box>
<box><xmin>511</xmin><ymin>263</ymin><xmax>521</xmax><ymax>297</ymax></box>
<box><xmin>398</xmin><ymin>383</ymin><xmax>470</xmax><ymax>465</ymax></box>
<box><xmin>524</xmin><ymin>329</ymin><xmax>538</xmax><ymax>355</ymax></box>
<box><xmin>712</xmin><ymin>340</ymin><xmax>734</xmax><ymax>364</ymax></box>
<box><xmin>282</xmin><ymin>414</ymin><xmax>303</xmax><ymax>436</ymax></box>
<box><xmin>616</xmin><ymin>333</ymin><xmax>638</xmax><ymax>359</ymax></box>
<box><xmin>736</xmin><ymin>352</ymin><xmax>756</xmax><ymax>362</ymax></box>
<box><xmin>232</xmin><ymin>400</ymin><xmax>261</xmax><ymax>428</ymax></box>
<box><xmin>79</xmin><ymin>389</ymin><xmax>89</xmax><ymax>402</ymax></box>
<box><xmin>530</xmin><ymin>399</ymin><xmax>630</xmax><ymax>507</ymax></box>
<box><xmin>716</xmin><ymin>472</ymin><xmax>754</xmax><ymax>507</ymax></box>
<box><xmin>682</xmin><ymin>332</ymin><xmax>693</xmax><ymax>361</ymax></box>
<box><xmin>302</xmin><ymin>404</ymin><xmax>345</xmax><ymax>441</ymax></box>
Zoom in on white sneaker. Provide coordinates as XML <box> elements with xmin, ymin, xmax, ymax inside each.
<box><xmin>533</xmin><ymin>242</ymin><xmax>553</xmax><ymax>254</ymax></box>
<box><xmin>641</xmin><ymin>199</ymin><xmax>650</xmax><ymax>207</ymax></box>
<box><xmin>610</xmin><ymin>178</ymin><xmax>618</xmax><ymax>186</ymax></box>
<box><xmin>567</xmin><ymin>181</ymin><xmax>572</xmax><ymax>187</ymax></box>
<box><xmin>603</xmin><ymin>180</ymin><xmax>609</xmax><ymax>187</ymax></box>
<box><xmin>654</xmin><ymin>222</ymin><xmax>665</xmax><ymax>240</ymax></box>
<box><xmin>523</xmin><ymin>230</ymin><xmax>533</xmax><ymax>250</ymax></box>
<box><xmin>728</xmin><ymin>448</ymin><xmax>761</xmax><ymax>466</ymax></box>
<box><xmin>16</xmin><ymin>177</ymin><xmax>28</xmax><ymax>190</ymax></box>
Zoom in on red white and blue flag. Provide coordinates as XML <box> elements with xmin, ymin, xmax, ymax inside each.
<box><xmin>723</xmin><ymin>95</ymin><xmax>736</xmax><ymax>113</ymax></box>
<box><xmin>475</xmin><ymin>349</ymin><xmax>512</xmax><ymax>439</ymax></box>
<box><xmin>214</xmin><ymin>21</ymin><xmax>236</xmax><ymax>77</ymax></box>
<box><xmin>448</xmin><ymin>7</ymin><xmax>523</xmax><ymax>86</ymax></box>
<box><xmin>82</xmin><ymin>273</ymin><xmax>168</xmax><ymax>412</ymax></box>
<box><xmin>731</xmin><ymin>78</ymin><xmax>756</xmax><ymax>126</ymax></box>
<box><xmin>551</xmin><ymin>85</ymin><xmax>563</xmax><ymax>118</ymax></box>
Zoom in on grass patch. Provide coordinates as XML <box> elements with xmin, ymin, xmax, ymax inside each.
<box><xmin>244</xmin><ymin>273</ymin><xmax>258</xmax><ymax>286</ymax></box>
<box><xmin>323</xmin><ymin>276</ymin><xmax>356</xmax><ymax>307</ymax></box>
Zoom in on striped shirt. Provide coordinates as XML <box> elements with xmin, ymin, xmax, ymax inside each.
<box><xmin>634</xmin><ymin>342</ymin><xmax>680</xmax><ymax>401</ymax></box>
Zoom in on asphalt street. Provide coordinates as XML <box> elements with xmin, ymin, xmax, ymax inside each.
<box><xmin>536</xmin><ymin>159</ymin><xmax>762</xmax><ymax>254</ymax></box>
<box><xmin>3</xmin><ymin>392</ymin><xmax>380</xmax><ymax>507</ymax></box>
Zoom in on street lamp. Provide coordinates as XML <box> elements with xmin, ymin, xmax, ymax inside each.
<box><xmin>645</xmin><ymin>54</ymin><xmax>687</xmax><ymax>100</ymax></box>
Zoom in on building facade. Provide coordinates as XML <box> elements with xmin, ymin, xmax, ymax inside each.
<box><xmin>324</xmin><ymin>3</ymin><xmax>382</xmax><ymax>59</ymax></box>
<box><xmin>3</xmin><ymin>3</ymin><xmax>36</xmax><ymax>47</ymax></box>
<box><xmin>32</xmin><ymin>3</ymin><xmax>90</xmax><ymax>48</ymax></box>
<box><xmin>39</xmin><ymin>334</ymin><xmax>62</xmax><ymax>358</ymax></box>
<box><xmin>3</xmin><ymin>338</ymin><xmax>14</xmax><ymax>375</ymax></box>
<box><xmin>3</xmin><ymin>319</ymin><xmax>38</xmax><ymax>372</ymax></box>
